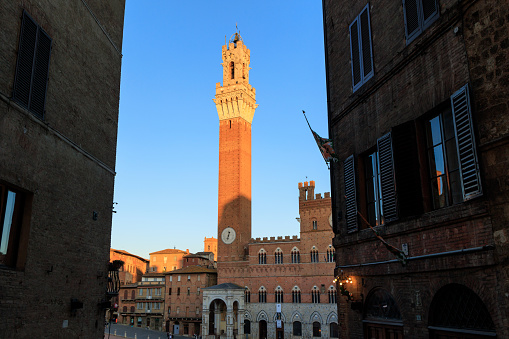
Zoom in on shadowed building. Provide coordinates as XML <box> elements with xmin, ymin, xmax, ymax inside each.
<box><xmin>323</xmin><ymin>0</ymin><xmax>509</xmax><ymax>337</ymax></box>
<box><xmin>0</xmin><ymin>1</ymin><xmax>125</xmax><ymax>337</ymax></box>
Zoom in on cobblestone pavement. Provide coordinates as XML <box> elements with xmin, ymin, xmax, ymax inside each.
<box><xmin>104</xmin><ymin>323</ymin><xmax>191</xmax><ymax>339</ymax></box>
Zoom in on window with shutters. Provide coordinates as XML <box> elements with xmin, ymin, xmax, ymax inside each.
<box><xmin>364</xmin><ymin>149</ymin><xmax>384</xmax><ymax>227</ymax></box>
<box><xmin>13</xmin><ymin>11</ymin><xmax>52</xmax><ymax>120</ymax></box>
<box><xmin>425</xmin><ymin>84</ymin><xmax>482</xmax><ymax>209</ymax></box>
<box><xmin>349</xmin><ymin>4</ymin><xmax>374</xmax><ymax>92</ymax></box>
<box><xmin>0</xmin><ymin>182</ymin><xmax>32</xmax><ymax>269</ymax></box>
<box><xmin>403</xmin><ymin>0</ymin><xmax>440</xmax><ymax>44</ymax></box>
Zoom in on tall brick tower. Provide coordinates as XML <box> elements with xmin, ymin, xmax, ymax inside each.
<box><xmin>213</xmin><ymin>32</ymin><xmax>258</xmax><ymax>266</ymax></box>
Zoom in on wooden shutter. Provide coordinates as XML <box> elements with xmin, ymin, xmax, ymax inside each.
<box><xmin>451</xmin><ymin>84</ymin><xmax>482</xmax><ymax>200</ymax></box>
<box><xmin>392</xmin><ymin>121</ymin><xmax>423</xmax><ymax>217</ymax></box>
<box><xmin>377</xmin><ymin>133</ymin><xmax>399</xmax><ymax>222</ymax></box>
<box><xmin>13</xmin><ymin>12</ymin><xmax>38</xmax><ymax>108</ymax></box>
<box><xmin>30</xmin><ymin>28</ymin><xmax>52</xmax><ymax>119</ymax></box>
<box><xmin>403</xmin><ymin>0</ymin><xmax>421</xmax><ymax>43</ymax></box>
<box><xmin>344</xmin><ymin>155</ymin><xmax>358</xmax><ymax>233</ymax></box>
<box><xmin>360</xmin><ymin>6</ymin><xmax>373</xmax><ymax>79</ymax></box>
<box><xmin>349</xmin><ymin>19</ymin><xmax>361</xmax><ymax>89</ymax></box>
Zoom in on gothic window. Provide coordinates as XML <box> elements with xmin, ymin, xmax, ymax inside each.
<box><xmin>429</xmin><ymin>284</ymin><xmax>495</xmax><ymax>336</ymax></box>
<box><xmin>258</xmin><ymin>286</ymin><xmax>267</xmax><ymax>303</ymax></box>
<box><xmin>291</xmin><ymin>248</ymin><xmax>301</xmax><ymax>263</ymax></box>
<box><xmin>312</xmin><ymin>220</ymin><xmax>318</xmax><ymax>230</ymax></box>
<box><xmin>327</xmin><ymin>245</ymin><xmax>335</xmax><ymax>262</ymax></box>
<box><xmin>230</xmin><ymin>61</ymin><xmax>235</xmax><ymax>79</ymax></box>
<box><xmin>330</xmin><ymin>323</ymin><xmax>339</xmax><ymax>338</ymax></box>
<box><xmin>313</xmin><ymin>322</ymin><xmax>321</xmax><ymax>337</ymax></box>
<box><xmin>328</xmin><ymin>286</ymin><xmax>337</xmax><ymax>304</ymax></box>
<box><xmin>275</xmin><ymin>286</ymin><xmax>284</xmax><ymax>303</ymax></box>
<box><xmin>312</xmin><ymin>286</ymin><xmax>321</xmax><ymax>304</ymax></box>
<box><xmin>245</xmin><ymin>288</ymin><xmax>251</xmax><ymax>303</ymax></box>
<box><xmin>310</xmin><ymin>247</ymin><xmax>319</xmax><ymax>263</ymax></box>
<box><xmin>292</xmin><ymin>287</ymin><xmax>301</xmax><ymax>303</ymax></box>
<box><xmin>244</xmin><ymin>320</ymin><xmax>251</xmax><ymax>334</ymax></box>
<box><xmin>258</xmin><ymin>249</ymin><xmax>267</xmax><ymax>264</ymax></box>
<box><xmin>274</xmin><ymin>248</ymin><xmax>283</xmax><ymax>264</ymax></box>
<box><xmin>124</xmin><ymin>290</ymin><xmax>128</xmax><ymax>300</ymax></box>
<box><xmin>293</xmin><ymin>321</ymin><xmax>302</xmax><ymax>336</ymax></box>
<box><xmin>177</xmin><ymin>287</ymin><xmax>180</xmax><ymax>296</ymax></box>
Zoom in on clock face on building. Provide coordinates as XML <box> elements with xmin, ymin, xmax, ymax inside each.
<box><xmin>221</xmin><ymin>227</ymin><xmax>236</xmax><ymax>244</ymax></box>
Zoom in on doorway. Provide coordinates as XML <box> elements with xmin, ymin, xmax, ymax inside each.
<box><xmin>276</xmin><ymin>321</ymin><xmax>284</xmax><ymax>339</ymax></box>
<box><xmin>259</xmin><ymin>320</ymin><xmax>267</xmax><ymax>339</ymax></box>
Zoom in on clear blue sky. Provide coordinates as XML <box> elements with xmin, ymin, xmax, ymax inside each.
<box><xmin>111</xmin><ymin>1</ymin><xmax>331</xmax><ymax>259</ymax></box>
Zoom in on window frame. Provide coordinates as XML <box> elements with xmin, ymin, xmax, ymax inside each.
<box><xmin>12</xmin><ymin>11</ymin><xmax>52</xmax><ymax>120</ymax></box>
<box><xmin>403</xmin><ymin>0</ymin><xmax>440</xmax><ymax>44</ymax></box>
<box><xmin>349</xmin><ymin>3</ymin><xmax>374</xmax><ymax>92</ymax></box>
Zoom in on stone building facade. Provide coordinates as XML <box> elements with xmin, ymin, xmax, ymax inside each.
<box><xmin>0</xmin><ymin>1</ymin><xmax>125</xmax><ymax>337</ymax></box>
<box><xmin>202</xmin><ymin>32</ymin><xmax>338</xmax><ymax>339</ymax></box>
<box><xmin>323</xmin><ymin>0</ymin><xmax>509</xmax><ymax>338</ymax></box>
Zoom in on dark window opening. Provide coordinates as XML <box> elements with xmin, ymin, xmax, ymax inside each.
<box><xmin>13</xmin><ymin>11</ymin><xmax>52</xmax><ymax>120</ymax></box>
<box><xmin>230</xmin><ymin>62</ymin><xmax>234</xmax><ymax>79</ymax></box>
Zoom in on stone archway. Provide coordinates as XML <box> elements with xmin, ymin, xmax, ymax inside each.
<box><xmin>208</xmin><ymin>299</ymin><xmax>227</xmax><ymax>336</ymax></box>
<box><xmin>428</xmin><ymin>283</ymin><xmax>496</xmax><ymax>338</ymax></box>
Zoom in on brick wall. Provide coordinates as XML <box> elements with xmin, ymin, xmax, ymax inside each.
<box><xmin>0</xmin><ymin>1</ymin><xmax>125</xmax><ymax>337</ymax></box>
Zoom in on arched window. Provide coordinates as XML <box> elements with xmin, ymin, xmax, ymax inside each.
<box><xmin>258</xmin><ymin>286</ymin><xmax>267</xmax><ymax>303</ymax></box>
<box><xmin>429</xmin><ymin>283</ymin><xmax>496</xmax><ymax>338</ymax></box>
<box><xmin>292</xmin><ymin>286</ymin><xmax>301</xmax><ymax>303</ymax></box>
<box><xmin>244</xmin><ymin>320</ymin><xmax>251</xmax><ymax>334</ymax></box>
<box><xmin>313</xmin><ymin>322</ymin><xmax>321</xmax><ymax>337</ymax></box>
<box><xmin>312</xmin><ymin>286</ymin><xmax>320</xmax><ymax>303</ymax></box>
<box><xmin>291</xmin><ymin>247</ymin><xmax>300</xmax><ymax>263</ymax></box>
<box><xmin>312</xmin><ymin>220</ymin><xmax>318</xmax><ymax>230</ymax></box>
<box><xmin>131</xmin><ymin>290</ymin><xmax>135</xmax><ymax>299</ymax></box>
<box><xmin>275</xmin><ymin>286</ymin><xmax>284</xmax><ymax>303</ymax></box>
<box><xmin>124</xmin><ymin>290</ymin><xmax>128</xmax><ymax>300</ymax></box>
<box><xmin>310</xmin><ymin>247</ymin><xmax>319</xmax><ymax>263</ymax></box>
<box><xmin>130</xmin><ymin>306</ymin><xmax>135</xmax><ymax>312</ymax></box>
<box><xmin>363</xmin><ymin>288</ymin><xmax>403</xmax><ymax>337</ymax></box>
<box><xmin>123</xmin><ymin>306</ymin><xmax>127</xmax><ymax>312</ymax></box>
<box><xmin>258</xmin><ymin>249</ymin><xmax>267</xmax><ymax>264</ymax></box>
<box><xmin>293</xmin><ymin>321</ymin><xmax>302</xmax><ymax>336</ymax></box>
<box><xmin>274</xmin><ymin>248</ymin><xmax>283</xmax><ymax>264</ymax></box>
<box><xmin>242</xmin><ymin>63</ymin><xmax>246</xmax><ymax>79</ymax></box>
<box><xmin>328</xmin><ymin>286</ymin><xmax>337</xmax><ymax>304</ymax></box>
<box><xmin>230</xmin><ymin>61</ymin><xmax>235</xmax><ymax>79</ymax></box>
<box><xmin>327</xmin><ymin>245</ymin><xmax>335</xmax><ymax>262</ymax></box>
<box><xmin>244</xmin><ymin>288</ymin><xmax>251</xmax><ymax>303</ymax></box>
<box><xmin>330</xmin><ymin>322</ymin><xmax>339</xmax><ymax>338</ymax></box>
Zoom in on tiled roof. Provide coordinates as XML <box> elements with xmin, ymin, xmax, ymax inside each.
<box><xmin>204</xmin><ymin>283</ymin><xmax>244</xmax><ymax>290</ymax></box>
<box><xmin>149</xmin><ymin>248</ymin><xmax>187</xmax><ymax>255</ymax></box>
<box><xmin>111</xmin><ymin>248</ymin><xmax>148</xmax><ymax>262</ymax></box>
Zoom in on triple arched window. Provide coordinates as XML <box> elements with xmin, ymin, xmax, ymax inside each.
<box><xmin>310</xmin><ymin>247</ymin><xmax>319</xmax><ymax>263</ymax></box>
<box><xmin>275</xmin><ymin>286</ymin><xmax>284</xmax><ymax>303</ymax></box>
<box><xmin>328</xmin><ymin>286</ymin><xmax>337</xmax><ymax>303</ymax></box>
<box><xmin>258</xmin><ymin>249</ymin><xmax>267</xmax><ymax>264</ymax></box>
<box><xmin>292</xmin><ymin>286</ymin><xmax>301</xmax><ymax>303</ymax></box>
<box><xmin>258</xmin><ymin>286</ymin><xmax>267</xmax><ymax>303</ymax></box>
<box><xmin>312</xmin><ymin>286</ymin><xmax>321</xmax><ymax>303</ymax></box>
<box><xmin>291</xmin><ymin>248</ymin><xmax>300</xmax><ymax>263</ymax></box>
<box><xmin>327</xmin><ymin>245</ymin><xmax>335</xmax><ymax>262</ymax></box>
<box><xmin>274</xmin><ymin>248</ymin><xmax>283</xmax><ymax>264</ymax></box>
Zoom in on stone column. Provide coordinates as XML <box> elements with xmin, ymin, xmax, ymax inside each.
<box><xmin>214</xmin><ymin>302</ymin><xmax>221</xmax><ymax>336</ymax></box>
<box><xmin>226</xmin><ymin>308</ymin><xmax>234</xmax><ymax>339</ymax></box>
<box><xmin>238</xmin><ymin>309</ymin><xmax>244</xmax><ymax>337</ymax></box>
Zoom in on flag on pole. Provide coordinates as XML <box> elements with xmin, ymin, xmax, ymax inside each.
<box><xmin>302</xmin><ymin>110</ymin><xmax>338</xmax><ymax>167</ymax></box>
